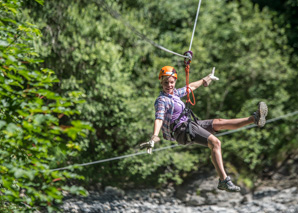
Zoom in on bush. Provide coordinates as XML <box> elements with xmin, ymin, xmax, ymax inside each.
<box><xmin>0</xmin><ymin>1</ymin><xmax>92</xmax><ymax>211</ymax></box>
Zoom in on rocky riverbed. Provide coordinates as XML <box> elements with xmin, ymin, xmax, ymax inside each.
<box><xmin>61</xmin><ymin>157</ymin><xmax>298</xmax><ymax>213</ymax></box>
<box><xmin>61</xmin><ymin>185</ymin><xmax>297</xmax><ymax>213</ymax></box>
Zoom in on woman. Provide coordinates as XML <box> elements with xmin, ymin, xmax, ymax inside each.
<box><xmin>140</xmin><ymin>66</ymin><xmax>268</xmax><ymax>192</ymax></box>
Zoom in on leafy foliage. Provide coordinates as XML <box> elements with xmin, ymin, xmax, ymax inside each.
<box><xmin>252</xmin><ymin>0</ymin><xmax>298</xmax><ymax>123</ymax></box>
<box><xmin>0</xmin><ymin>0</ymin><xmax>91</xmax><ymax>211</ymax></box>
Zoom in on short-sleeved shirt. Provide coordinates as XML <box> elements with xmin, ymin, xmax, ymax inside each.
<box><xmin>154</xmin><ymin>87</ymin><xmax>188</xmax><ymax>140</ymax></box>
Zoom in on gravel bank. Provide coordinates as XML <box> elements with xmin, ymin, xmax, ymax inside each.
<box><xmin>61</xmin><ymin>180</ymin><xmax>298</xmax><ymax>212</ymax></box>
<box><xmin>61</xmin><ymin>156</ymin><xmax>298</xmax><ymax>212</ymax></box>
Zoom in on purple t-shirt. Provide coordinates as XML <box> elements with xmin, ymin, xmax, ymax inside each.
<box><xmin>171</xmin><ymin>95</ymin><xmax>188</xmax><ymax>131</ymax></box>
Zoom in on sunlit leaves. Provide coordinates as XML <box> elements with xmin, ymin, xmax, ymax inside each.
<box><xmin>0</xmin><ymin>0</ymin><xmax>91</xmax><ymax>211</ymax></box>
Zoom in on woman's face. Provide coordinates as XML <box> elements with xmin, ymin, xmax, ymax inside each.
<box><xmin>161</xmin><ymin>76</ymin><xmax>176</xmax><ymax>94</ymax></box>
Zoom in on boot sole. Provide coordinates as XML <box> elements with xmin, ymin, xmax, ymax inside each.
<box><xmin>258</xmin><ymin>102</ymin><xmax>268</xmax><ymax>127</ymax></box>
<box><xmin>217</xmin><ymin>186</ymin><xmax>241</xmax><ymax>192</ymax></box>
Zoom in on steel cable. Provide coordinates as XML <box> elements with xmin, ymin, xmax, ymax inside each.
<box><xmin>98</xmin><ymin>0</ymin><xmax>191</xmax><ymax>59</ymax></box>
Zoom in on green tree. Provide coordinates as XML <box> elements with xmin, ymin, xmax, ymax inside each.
<box><xmin>0</xmin><ymin>0</ymin><xmax>91</xmax><ymax>211</ymax></box>
<box><xmin>251</xmin><ymin>0</ymin><xmax>298</xmax><ymax>133</ymax></box>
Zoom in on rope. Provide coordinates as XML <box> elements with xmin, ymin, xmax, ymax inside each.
<box><xmin>185</xmin><ymin>64</ymin><xmax>195</xmax><ymax>105</ymax></box>
<box><xmin>189</xmin><ymin>0</ymin><xmax>203</xmax><ymax>51</ymax></box>
<box><xmin>98</xmin><ymin>0</ymin><xmax>189</xmax><ymax>59</ymax></box>
<box><xmin>50</xmin><ymin>110</ymin><xmax>298</xmax><ymax>171</ymax></box>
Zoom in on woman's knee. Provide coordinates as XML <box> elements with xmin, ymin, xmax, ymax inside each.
<box><xmin>213</xmin><ymin>118</ymin><xmax>225</xmax><ymax>131</ymax></box>
<box><xmin>207</xmin><ymin>135</ymin><xmax>221</xmax><ymax>150</ymax></box>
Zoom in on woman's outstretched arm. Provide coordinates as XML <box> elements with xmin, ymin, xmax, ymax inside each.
<box><xmin>153</xmin><ymin>119</ymin><xmax>163</xmax><ymax>137</ymax></box>
<box><xmin>189</xmin><ymin>68</ymin><xmax>219</xmax><ymax>91</ymax></box>
<box><xmin>189</xmin><ymin>79</ymin><xmax>204</xmax><ymax>91</ymax></box>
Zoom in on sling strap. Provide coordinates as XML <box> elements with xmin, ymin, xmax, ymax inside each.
<box><xmin>171</xmin><ymin>103</ymin><xmax>198</xmax><ymax>142</ymax></box>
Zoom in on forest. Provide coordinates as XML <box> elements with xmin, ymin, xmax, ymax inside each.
<box><xmin>0</xmin><ymin>0</ymin><xmax>297</xmax><ymax>211</ymax></box>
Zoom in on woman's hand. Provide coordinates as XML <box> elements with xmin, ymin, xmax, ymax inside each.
<box><xmin>203</xmin><ymin>67</ymin><xmax>219</xmax><ymax>87</ymax></box>
<box><xmin>140</xmin><ymin>135</ymin><xmax>161</xmax><ymax>154</ymax></box>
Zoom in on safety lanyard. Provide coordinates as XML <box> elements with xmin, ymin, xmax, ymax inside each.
<box><xmin>184</xmin><ymin>51</ymin><xmax>196</xmax><ymax>107</ymax></box>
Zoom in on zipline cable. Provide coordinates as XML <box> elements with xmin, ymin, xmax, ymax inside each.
<box><xmin>99</xmin><ymin>0</ymin><xmax>189</xmax><ymax>59</ymax></box>
<box><xmin>50</xmin><ymin>145</ymin><xmax>179</xmax><ymax>172</ymax></box>
<box><xmin>51</xmin><ymin>110</ymin><xmax>298</xmax><ymax>171</ymax></box>
<box><xmin>189</xmin><ymin>0</ymin><xmax>202</xmax><ymax>51</ymax></box>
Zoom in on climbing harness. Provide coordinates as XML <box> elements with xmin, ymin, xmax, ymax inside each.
<box><xmin>170</xmin><ymin>103</ymin><xmax>198</xmax><ymax>142</ymax></box>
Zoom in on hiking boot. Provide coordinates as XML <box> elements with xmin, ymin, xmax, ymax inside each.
<box><xmin>252</xmin><ymin>102</ymin><xmax>268</xmax><ymax>127</ymax></box>
<box><xmin>217</xmin><ymin>176</ymin><xmax>241</xmax><ymax>192</ymax></box>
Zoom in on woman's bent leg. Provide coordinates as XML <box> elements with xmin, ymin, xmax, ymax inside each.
<box><xmin>208</xmin><ymin>134</ymin><xmax>241</xmax><ymax>192</ymax></box>
<box><xmin>207</xmin><ymin>134</ymin><xmax>227</xmax><ymax>181</ymax></box>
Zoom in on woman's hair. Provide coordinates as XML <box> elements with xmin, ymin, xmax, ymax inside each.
<box><xmin>160</xmin><ymin>76</ymin><xmax>177</xmax><ymax>84</ymax></box>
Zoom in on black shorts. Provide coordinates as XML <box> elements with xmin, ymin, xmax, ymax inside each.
<box><xmin>173</xmin><ymin>119</ymin><xmax>215</xmax><ymax>147</ymax></box>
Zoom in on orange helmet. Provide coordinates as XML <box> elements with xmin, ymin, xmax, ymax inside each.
<box><xmin>159</xmin><ymin>66</ymin><xmax>177</xmax><ymax>80</ymax></box>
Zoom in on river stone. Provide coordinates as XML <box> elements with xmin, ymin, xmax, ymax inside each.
<box><xmin>272</xmin><ymin>187</ymin><xmax>297</xmax><ymax>204</ymax></box>
<box><xmin>253</xmin><ymin>186</ymin><xmax>279</xmax><ymax>199</ymax></box>
<box><xmin>104</xmin><ymin>186</ymin><xmax>125</xmax><ymax>197</ymax></box>
<box><xmin>186</xmin><ymin>195</ymin><xmax>206</xmax><ymax>206</ymax></box>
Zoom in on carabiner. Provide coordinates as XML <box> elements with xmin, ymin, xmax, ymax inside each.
<box><xmin>184</xmin><ymin>51</ymin><xmax>193</xmax><ymax>65</ymax></box>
